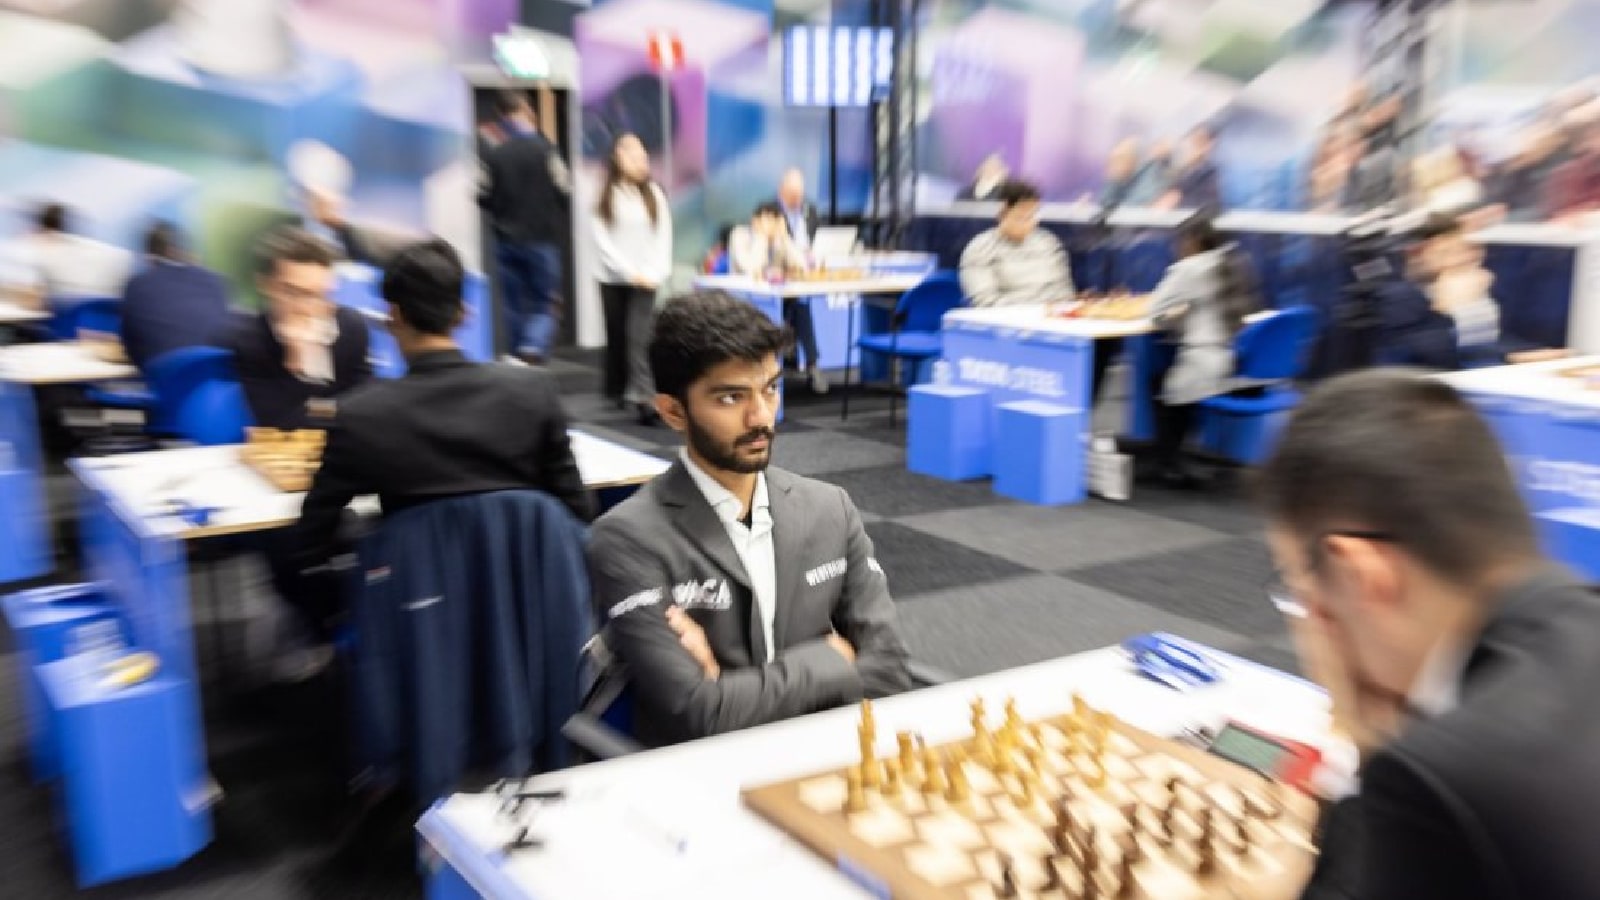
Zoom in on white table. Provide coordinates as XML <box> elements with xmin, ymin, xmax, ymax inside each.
<box><xmin>69</xmin><ymin>429</ymin><xmax>671</xmax><ymax>541</ymax></box>
<box><xmin>943</xmin><ymin>306</ymin><xmax>1156</xmax><ymax>341</ymax></box>
<box><xmin>0</xmin><ymin>341</ymin><xmax>136</xmax><ymax>385</ymax></box>
<box><xmin>694</xmin><ymin>273</ymin><xmax>929</xmax><ymax>299</ymax></box>
<box><xmin>0</xmin><ymin>300</ymin><xmax>50</xmax><ymax>326</ymax></box>
<box><xmin>418</xmin><ymin>643</ymin><xmax>1339</xmax><ymax>900</ymax></box>
<box><xmin>1436</xmin><ymin>357</ymin><xmax>1600</xmax><ymax>540</ymax></box>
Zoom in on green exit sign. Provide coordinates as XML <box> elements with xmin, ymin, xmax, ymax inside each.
<box><xmin>494</xmin><ymin>33</ymin><xmax>550</xmax><ymax>80</ymax></box>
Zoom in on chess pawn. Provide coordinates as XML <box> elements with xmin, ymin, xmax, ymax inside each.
<box><xmin>922</xmin><ymin>750</ymin><xmax>948</xmax><ymax>797</ymax></box>
<box><xmin>897</xmin><ymin>732</ymin><xmax>917</xmax><ymax>778</ymax></box>
<box><xmin>881</xmin><ymin>759</ymin><xmax>903</xmax><ymax>796</ymax></box>
<box><xmin>945</xmin><ymin>759</ymin><xmax>970</xmax><ymax>804</ymax></box>
<box><xmin>1114</xmin><ymin>850</ymin><xmax>1137</xmax><ymax>898</ymax></box>
<box><xmin>845</xmin><ymin>769</ymin><xmax>867</xmax><ymax>813</ymax></box>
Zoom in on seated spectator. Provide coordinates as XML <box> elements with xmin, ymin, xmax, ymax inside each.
<box><xmin>958</xmin><ymin>153</ymin><xmax>1010</xmax><ymax>202</ymax></box>
<box><xmin>728</xmin><ymin>203</ymin><xmax>804</xmax><ymax>280</ymax></box>
<box><xmin>586</xmin><ymin>291</ymin><xmax>912</xmax><ymax>746</ymax></box>
<box><xmin>958</xmin><ymin>180</ymin><xmax>1075</xmax><ymax>308</ymax></box>
<box><xmin>1098</xmin><ymin>138</ymin><xmax>1165</xmax><ymax>209</ymax></box>
<box><xmin>730</xmin><ymin>204</ymin><xmax>828</xmax><ymax>393</ymax></box>
<box><xmin>4</xmin><ymin>203</ymin><xmax>133</xmax><ymax>302</ymax></box>
<box><xmin>120</xmin><ymin>222</ymin><xmax>233</xmax><ymax>372</ymax></box>
<box><xmin>1156</xmin><ymin>126</ymin><xmax>1223</xmax><ymax>212</ymax></box>
<box><xmin>218</xmin><ymin>227</ymin><xmax>371</xmax><ymax>430</ymax></box>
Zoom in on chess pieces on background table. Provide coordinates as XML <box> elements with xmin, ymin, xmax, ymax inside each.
<box><xmin>239</xmin><ymin>427</ymin><xmax>326</xmax><ymax>492</ymax></box>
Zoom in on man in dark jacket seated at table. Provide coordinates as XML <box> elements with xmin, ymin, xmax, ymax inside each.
<box><xmin>586</xmin><ymin>291</ymin><xmax>913</xmax><ymax>747</ymax></box>
<box><xmin>120</xmin><ymin>222</ymin><xmax>232</xmax><ymax>372</ymax></box>
<box><xmin>1258</xmin><ymin>370</ymin><xmax>1600</xmax><ymax>900</ymax></box>
<box><xmin>293</xmin><ymin>237</ymin><xmax>592</xmax><ymax>574</ymax></box>
<box><xmin>218</xmin><ymin>227</ymin><xmax>371</xmax><ymax>430</ymax></box>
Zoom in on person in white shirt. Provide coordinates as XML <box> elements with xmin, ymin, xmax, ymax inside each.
<box><xmin>594</xmin><ymin>133</ymin><xmax>673</xmax><ymax>425</ymax></box>
<box><xmin>5</xmin><ymin>204</ymin><xmax>133</xmax><ymax>302</ymax></box>
<box><xmin>727</xmin><ymin>203</ymin><xmax>804</xmax><ymax>281</ymax></box>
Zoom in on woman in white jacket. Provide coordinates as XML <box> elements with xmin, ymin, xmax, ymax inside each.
<box><xmin>594</xmin><ymin>133</ymin><xmax>672</xmax><ymax>424</ymax></box>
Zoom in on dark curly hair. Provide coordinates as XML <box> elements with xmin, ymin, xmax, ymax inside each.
<box><xmin>649</xmin><ymin>291</ymin><xmax>791</xmax><ymax>400</ymax></box>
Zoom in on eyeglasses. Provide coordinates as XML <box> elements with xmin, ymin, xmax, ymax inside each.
<box><xmin>1265</xmin><ymin>529</ymin><xmax>1396</xmax><ymax>619</ymax></box>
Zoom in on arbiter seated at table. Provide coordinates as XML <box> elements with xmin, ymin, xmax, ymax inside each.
<box><xmin>218</xmin><ymin>227</ymin><xmax>371</xmax><ymax>430</ymax></box>
<box><xmin>293</xmin><ymin>238</ymin><xmax>592</xmax><ymax>572</ymax></box>
<box><xmin>1258</xmin><ymin>370</ymin><xmax>1600</xmax><ymax>900</ymax></box>
<box><xmin>587</xmin><ymin>291</ymin><xmax>913</xmax><ymax>747</ymax></box>
<box><xmin>958</xmin><ymin>180</ymin><xmax>1076</xmax><ymax>308</ymax></box>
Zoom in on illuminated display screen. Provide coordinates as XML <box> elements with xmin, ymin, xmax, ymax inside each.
<box><xmin>783</xmin><ymin>26</ymin><xmax>894</xmax><ymax>108</ymax></box>
<box><xmin>1209</xmin><ymin>725</ymin><xmax>1290</xmax><ymax>776</ymax></box>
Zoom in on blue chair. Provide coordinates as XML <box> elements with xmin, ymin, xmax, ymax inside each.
<box><xmin>145</xmin><ymin>348</ymin><xmax>251</xmax><ymax>445</ymax></box>
<box><xmin>842</xmin><ymin>272</ymin><xmax>965</xmax><ymax>424</ymax></box>
<box><xmin>1197</xmin><ymin>306</ymin><xmax>1321</xmax><ymax>465</ymax></box>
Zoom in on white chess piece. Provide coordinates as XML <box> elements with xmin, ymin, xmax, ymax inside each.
<box><xmin>171</xmin><ymin>0</ymin><xmax>295</xmax><ymax>79</ymax></box>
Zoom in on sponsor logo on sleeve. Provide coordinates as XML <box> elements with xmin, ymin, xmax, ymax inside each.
<box><xmin>608</xmin><ymin>587</ymin><xmax>663</xmax><ymax>619</ymax></box>
<box><xmin>805</xmin><ymin>558</ymin><xmax>849</xmax><ymax>587</ymax></box>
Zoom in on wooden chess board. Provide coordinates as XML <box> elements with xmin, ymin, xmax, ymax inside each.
<box><xmin>790</xmin><ymin>268</ymin><xmax>869</xmax><ymax>283</ymax></box>
<box><xmin>238</xmin><ymin>427</ymin><xmax>326</xmax><ymax>492</ymax></box>
<box><xmin>742</xmin><ymin>699</ymin><xmax>1318</xmax><ymax>900</ymax></box>
<box><xmin>1552</xmin><ymin>362</ymin><xmax>1600</xmax><ymax>386</ymax></box>
<box><xmin>1047</xmin><ymin>296</ymin><xmax>1151</xmax><ymax>323</ymax></box>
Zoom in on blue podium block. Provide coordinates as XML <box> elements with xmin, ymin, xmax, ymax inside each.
<box><xmin>0</xmin><ymin>377</ymin><xmax>52</xmax><ymax>583</ymax></box>
<box><xmin>1538</xmin><ymin>508</ymin><xmax>1600</xmax><ymax>582</ymax></box>
<box><xmin>908</xmin><ymin>385</ymin><xmax>991</xmax><ymax>481</ymax></box>
<box><xmin>38</xmin><ymin>655</ymin><xmax>211</xmax><ymax>887</ymax></box>
<box><xmin>1</xmin><ymin>585</ymin><xmax>125</xmax><ymax>782</ymax></box>
<box><xmin>993</xmin><ymin>401</ymin><xmax>1085</xmax><ymax>505</ymax></box>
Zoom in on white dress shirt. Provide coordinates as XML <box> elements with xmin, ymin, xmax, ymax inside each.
<box><xmin>681</xmin><ymin>451</ymin><xmax>777</xmax><ymax>662</ymax></box>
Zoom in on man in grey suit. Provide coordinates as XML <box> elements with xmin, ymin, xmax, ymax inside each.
<box><xmin>587</xmin><ymin>290</ymin><xmax>913</xmax><ymax>746</ymax></box>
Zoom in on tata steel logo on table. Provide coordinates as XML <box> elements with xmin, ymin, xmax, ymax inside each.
<box><xmin>1522</xmin><ymin>457</ymin><xmax>1600</xmax><ymax>505</ymax></box>
<box><xmin>956</xmin><ymin>356</ymin><xmax>1066</xmax><ymax>398</ymax></box>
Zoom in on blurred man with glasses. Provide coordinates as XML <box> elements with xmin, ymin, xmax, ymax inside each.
<box><xmin>1257</xmin><ymin>369</ymin><xmax>1600</xmax><ymax>900</ymax></box>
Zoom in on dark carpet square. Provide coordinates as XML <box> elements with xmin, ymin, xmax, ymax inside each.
<box><xmin>823</xmin><ymin>465</ymin><xmax>1014</xmax><ymax>518</ymax></box>
<box><xmin>865</xmin><ymin>521</ymin><xmax>1032</xmax><ymax>597</ymax></box>
<box><xmin>833</xmin><ymin>413</ymin><xmax>909</xmax><ymax>448</ymax></box>
<box><xmin>1119</xmin><ymin>478</ymin><xmax>1264</xmax><ymax>537</ymax></box>
<box><xmin>1063</xmin><ymin>536</ymin><xmax>1282</xmax><ymax>636</ymax></box>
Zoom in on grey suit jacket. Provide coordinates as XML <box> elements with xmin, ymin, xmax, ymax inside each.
<box><xmin>586</xmin><ymin>460</ymin><xmax>913</xmax><ymax>746</ymax></box>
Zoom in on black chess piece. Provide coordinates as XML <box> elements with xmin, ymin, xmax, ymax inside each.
<box><xmin>997</xmin><ymin>852</ymin><xmax>1020</xmax><ymax>898</ymax></box>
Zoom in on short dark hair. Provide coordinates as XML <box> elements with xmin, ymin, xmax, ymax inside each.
<box><xmin>995</xmin><ymin>180</ymin><xmax>1041</xmax><ymax>209</ymax></box>
<box><xmin>1256</xmin><ymin>369</ymin><xmax>1538</xmax><ymax>584</ymax></box>
<box><xmin>37</xmin><ymin>203</ymin><xmax>67</xmax><ymax>233</ymax></box>
<box><xmin>752</xmin><ymin>201</ymin><xmax>784</xmax><ymax>220</ymax></box>
<box><xmin>145</xmin><ymin>221</ymin><xmax>182</xmax><ymax>260</ymax></box>
<box><xmin>495</xmin><ymin>89</ymin><xmax>532</xmax><ymax>118</ymax></box>
<box><xmin>650</xmin><ymin>291</ymin><xmax>790</xmax><ymax>400</ymax></box>
<box><xmin>255</xmin><ymin>226</ymin><xmax>334</xmax><ymax>278</ymax></box>
<box><xmin>382</xmin><ymin>238</ymin><xmax>464</xmax><ymax>336</ymax></box>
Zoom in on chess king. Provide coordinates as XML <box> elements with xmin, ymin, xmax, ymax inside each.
<box><xmin>172</xmin><ymin>0</ymin><xmax>295</xmax><ymax>79</ymax></box>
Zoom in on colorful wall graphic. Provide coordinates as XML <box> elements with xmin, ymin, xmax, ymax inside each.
<box><xmin>0</xmin><ymin>0</ymin><xmax>514</xmax><ymax>295</ymax></box>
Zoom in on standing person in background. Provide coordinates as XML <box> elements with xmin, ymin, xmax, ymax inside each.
<box><xmin>594</xmin><ymin>133</ymin><xmax>673</xmax><ymax>426</ymax></box>
<box><xmin>774</xmin><ymin>168</ymin><xmax>827</xmax><ymax>393</ymax></box>
<box><xmin>478</xmin><ymin>90</ymin><xmax>571</xmax><ymax>366</ymax></box>
<box><xmin>219</xmin><ymin>227</ymin><xmax>370</xmax><ymax>431</ymax></box>
<box><xmin>958</xmin><ymin>154</ymin><xmax>1010</xmax><ymax>201</ymax></box>
<box><xmin>120</xmin><ymin>222</ymin><xmax>232</xmax><ymax>372</ymax></box>
<box><xmin>1144</xmin><ymin>216</ymin><xmax>1261</xmax><ymax>487</ymax></box>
